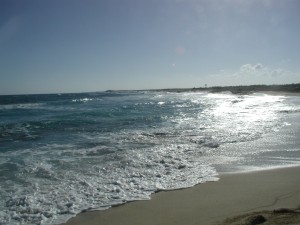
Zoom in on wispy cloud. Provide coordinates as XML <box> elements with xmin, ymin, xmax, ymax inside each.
<box><xmin>240</xmin><ymin>63</ymin><xmax>263</xmax><ymax>73</ymax></box>
<box><xmin>236</xmin><ymin>63</ymin><xmax>294</xmax><ymax>81</ymax></box>
<box><xmin>204</xmin><ymin>63</ymin><xmax>298</xmax><ymax>86</ymax></box>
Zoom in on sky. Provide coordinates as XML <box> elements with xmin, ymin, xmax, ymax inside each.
<box><xmin>0</xmin><ymin>0</ymin><xmax>299</xmax><ymax>95</ymax></box>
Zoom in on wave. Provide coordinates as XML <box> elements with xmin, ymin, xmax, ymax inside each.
<box><xmin>0</xmin><ymin>103</ymin><xmax>46</xmax><ymax>110</ymax></box>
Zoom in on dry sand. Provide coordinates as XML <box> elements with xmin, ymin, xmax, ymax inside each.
<box><xmin>60</xmin><ymin>166</ymin><xmax>300</xmax><ymax>225</ymax></box>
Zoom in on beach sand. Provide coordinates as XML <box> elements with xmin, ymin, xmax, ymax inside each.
<box><xmin>60</xmin><ymin>166</ymin><xmax>300</xmax><ymax>225</ymax></box>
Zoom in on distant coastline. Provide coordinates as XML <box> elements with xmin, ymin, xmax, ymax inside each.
<box><xmin>139</xmin><ymin>83</ymin><xmax>300</xmax><ymax>94</ymax></box>
<box><xmin>2</xmin><ymin>83</ymin><xmax>300</xmax><ymax>97</ymax></box>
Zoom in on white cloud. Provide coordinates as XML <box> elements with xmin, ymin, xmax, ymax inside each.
<box><xmin>203</xmin><ymin>63</ymin><xmax>299</xmax><ymax>86</ymax></box>
<box><xmin>240</xmin><ymin>63</ymin><xmax>263</xmax><ymax>73</ymax></box>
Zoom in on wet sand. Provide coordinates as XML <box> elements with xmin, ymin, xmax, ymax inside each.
<box><xmin>60</xmin><ymin>166</ymin><xmax>300</xmax><ymax>225</ymax></box>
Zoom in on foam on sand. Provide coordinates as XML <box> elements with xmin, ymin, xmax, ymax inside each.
<box><xmin>61</xmin><ymin>166</ymin><xmax>300</xmax><ymax>225</ymax></box>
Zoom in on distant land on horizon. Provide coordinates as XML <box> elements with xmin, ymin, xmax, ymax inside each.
<box><xmin>1</xmin><ymin>83</ymin><xmax>300</xmax><ymax>97</ymax></box>
<box><xmin>131</xmin><ymin>83</ymin><xmax>300</xmax><ymax>95</ymax></box>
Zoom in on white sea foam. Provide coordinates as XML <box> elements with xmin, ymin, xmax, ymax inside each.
<box><xmin>0</xmin><ymin>103</ymin><xmax>46</xmax><ymax>110</ymax></box>
<box><xmin>72</xmin><ymin>98</ymin><xmax>95</xmax><ymax>102</ymax></box>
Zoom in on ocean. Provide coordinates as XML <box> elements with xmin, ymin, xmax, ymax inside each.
<box><xmin>1</xmin><ymin>91</ymin><xmax>300</xmax><ymax>225</ymax></box>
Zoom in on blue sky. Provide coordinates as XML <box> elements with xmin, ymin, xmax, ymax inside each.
<box><xmin>0</xmin><ymin>0</ymin><xmax>299</xmax><ymax>94</ymax></box>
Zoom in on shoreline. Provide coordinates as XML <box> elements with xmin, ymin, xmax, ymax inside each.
<box><xmin>60</xmin><ymin>166</ymin><xmax>300</xmax><ymax>225</ymax></box>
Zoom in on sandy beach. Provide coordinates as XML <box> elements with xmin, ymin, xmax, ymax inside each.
<box><xmin>61</xmin><ymin>166</ymin><xmax>300</xmax><ymax>225</ymax></box>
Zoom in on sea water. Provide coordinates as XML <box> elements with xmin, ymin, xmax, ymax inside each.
<box><xmin>1</xmin><ymin>91</ymin><xmax>300</xmax><ymax>225</ymax></box>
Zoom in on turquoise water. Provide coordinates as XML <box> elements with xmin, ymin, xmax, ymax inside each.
<box><xmin>1</xmin><ymin>91</ymin><xmax>300</xmax><ymax>224</ymax></box>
